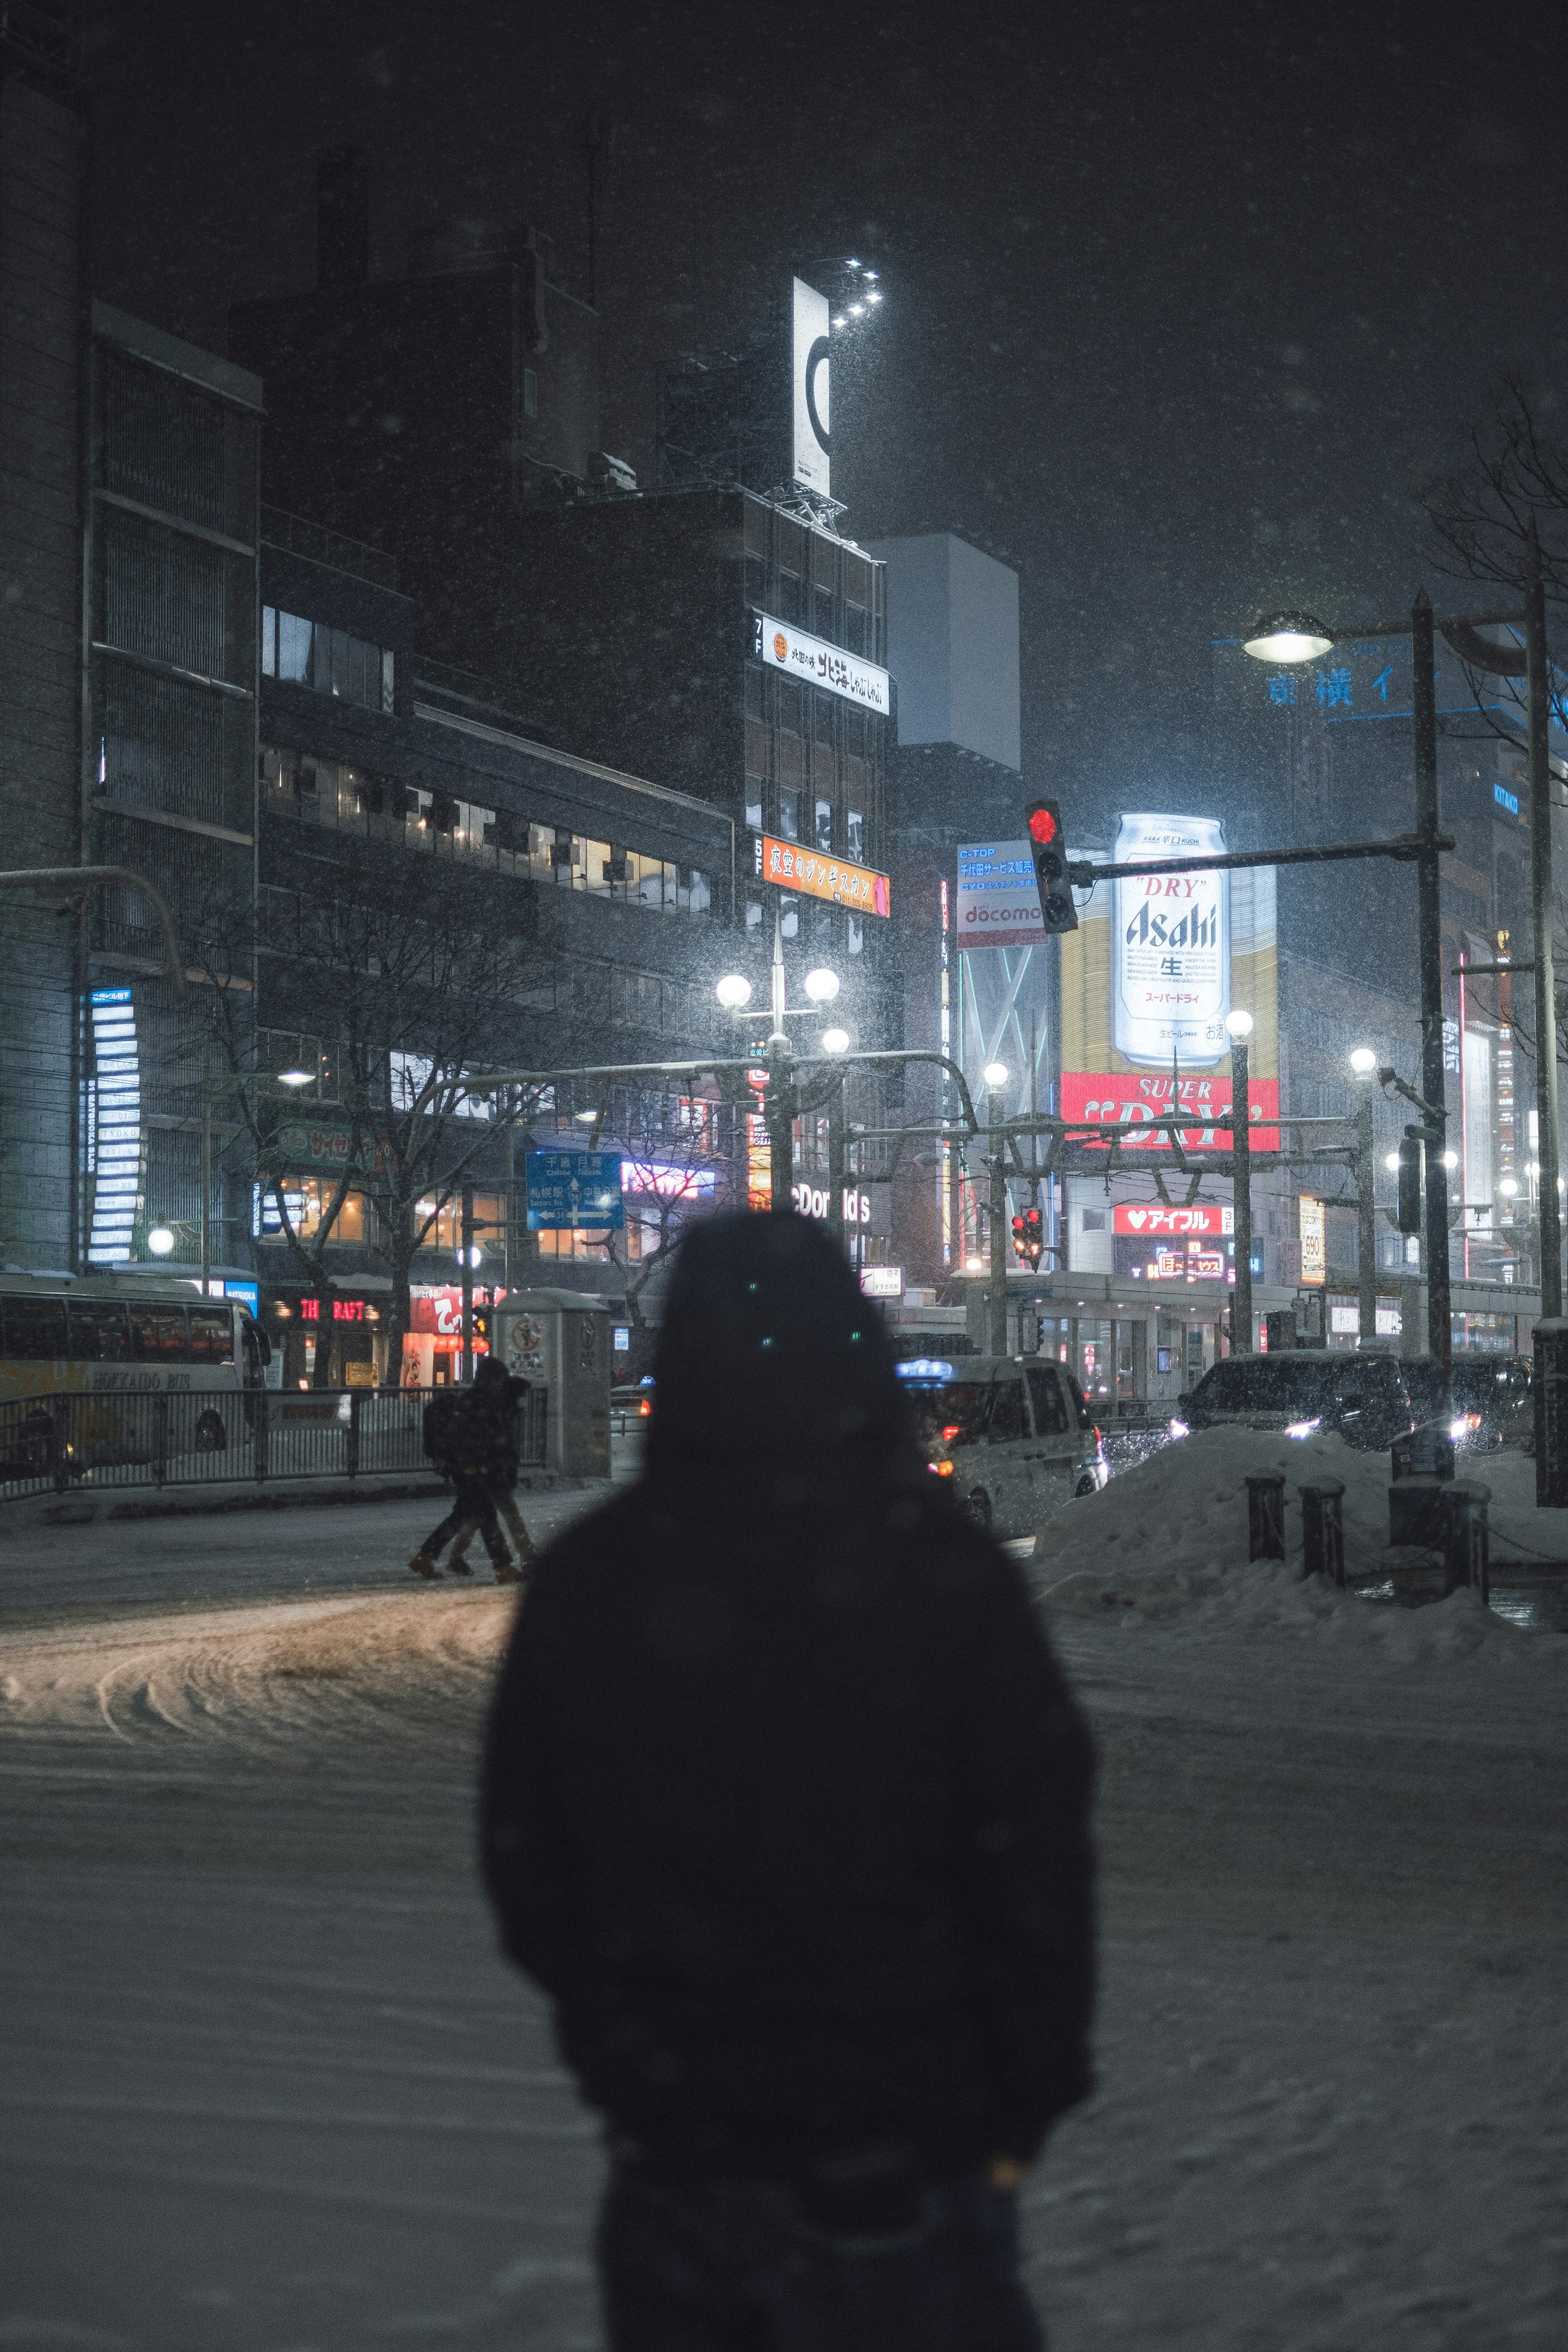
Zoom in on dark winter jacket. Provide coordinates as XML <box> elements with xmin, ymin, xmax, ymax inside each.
<box><xmin>447</xmin><ymin>1359</ymin><xmax>528</xmax><ymax>1481</ymax></box>
<box><xmin>480</xmin><ymin>1212</ymin><xmax>1095</xmax><ymax>2183</ymax></box>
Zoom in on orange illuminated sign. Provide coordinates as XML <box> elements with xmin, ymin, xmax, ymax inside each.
<box><xmin>753</xmin><ymin>834</ymin><xmax>891</xmax><ymax>918</ymax></box>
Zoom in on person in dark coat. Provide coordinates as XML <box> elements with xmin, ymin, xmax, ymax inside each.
<box><xmin>480</xmin><ymin>1210</ymin><xmax>1095</xmax><ymax>2350</ymax></box>
<box><xmin>410</xmin><ymin>1356</ymin><xmax>520</xmax><ymax>1583</ymax></box>
<box><xmin>445</xmin><ymin>1362</ymin><xmax>538</xmax><ymax>1579</ymax></box>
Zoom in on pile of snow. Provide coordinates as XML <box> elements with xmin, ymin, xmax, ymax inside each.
<box><xmin>1031</xmin><ymin>1423</ymin><xmax>1566</xmax><ymax>1664</ymax></box>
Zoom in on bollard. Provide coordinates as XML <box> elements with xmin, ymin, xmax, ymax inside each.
<box><xmin>1301</xmin><ymin>1477</ymin><xmax>1346</xmax><ymax>1587</ymax></box>
<box><xmin>1388</xmin><ymin>1472</ymin><xmax>1446</xmax><ymax>1548</ymax></box>
<box><xmin>1441</xmin><ymin>1481</ymin><xmax>1491</xmax><ymax>1605</ymax></box>
<box><xmin>1245</xmin><ymin>1470</ymin><xmax>1286</xmax><ymax>1562</ymax></box>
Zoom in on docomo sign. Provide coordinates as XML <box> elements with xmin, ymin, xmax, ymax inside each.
<box><xmin>791</xmin><ymin>1180</ymin><xmax>875</xmax><ymax>1225</ymax></box>
<box><xmin>755</xmin><ymin>833</ymin><xmax>891</xmax><ymax>918</ymax></box>
<box><xmin>752</xmin><ymin>611</ymin><xmax>891</xmax><ymax>715</ymax></box>
<box><xmin>956</xmin><ymin>840</ymin><xmax>1045</xmax><ymax>949</ymax></box>
<box><xmin>1060</xmin><ymin>1071</ymin><xmax>1280</xmax><ymax>1152</ymax></box>
<box><xmin>1113</xmin><ymin>1204</ymin><xmax>1234</xmax><ymax>1237</ymax></box>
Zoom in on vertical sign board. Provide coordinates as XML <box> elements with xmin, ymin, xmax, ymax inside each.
<box><xmin>1299</xmin><ymin>1196</ymin><xmax>1326</xmax><ymax>1286</ymax></box>
<box><xmin>1057</xmin><ymin>814</ymin><xmax>1280</xmax><ymax>1150</ymax></box>
<box><xmin>956</xmin><ymin>842</ymin><xmax>1046</xmax><ymax>948</ymax></box>
<box><xmin>88</xmin><ymin>988</ymin><xmax>140</xmax><ymax>1263</ymax></box>
<box><xmin>792</xmin><ymin>278</ymin><xmax>831</xmax><ymax>496</ymax></box>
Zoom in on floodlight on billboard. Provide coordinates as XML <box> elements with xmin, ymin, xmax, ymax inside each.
<box><xmin>792</xmin><ymin>278</ymin><xmax>831</xmax><ymax>495</ymax></box>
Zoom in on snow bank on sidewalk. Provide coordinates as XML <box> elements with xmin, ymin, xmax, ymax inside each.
<box><xmin>1031</xmin><ymin>1424</ymin><xmax>1566</xmax><ymax>1665</ymax></box>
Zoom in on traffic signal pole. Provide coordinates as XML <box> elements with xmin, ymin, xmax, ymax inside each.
<box><xmin>988</xmin><ymin>1078</ymin><xmax>1009</xmax><ymax>1356</ymax></box>
<box><xmin>1230</xmin><ymin>1033</ymin><xmax>1253</xmax><ymax>1353</ymax></box>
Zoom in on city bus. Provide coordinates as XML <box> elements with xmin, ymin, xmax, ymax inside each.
<box><xmin>0</xmin><ymin>1272</ymin><xmax>272</xmax><ymax>1470</ymax></box>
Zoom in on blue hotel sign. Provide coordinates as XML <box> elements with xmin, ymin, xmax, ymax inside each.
<box><xmin>526</xmin><ymin>1151</ymin><xmax>625</xmax><ymax>1231</ymax></box>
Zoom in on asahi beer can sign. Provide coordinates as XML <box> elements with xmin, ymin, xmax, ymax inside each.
<box><xmin>1113</xmin><ymin>814</ymin><xmax>1230</xmax><ymax>1066</ymax></box>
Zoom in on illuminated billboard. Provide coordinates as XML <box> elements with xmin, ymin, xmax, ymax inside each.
<box><xmin>753</xmin><ymin>833</ymin><xmax>891</xmax><ymax>918</ymax></box>
<box><xmin>752</xmin><ymin>611</ymin><xmax>890</xmax><ymax>714</ymax></box>
<box><xmin>791</xmin><ymin>278</ymin><xmax>831</xmax><ymax>496</ymax></box>
<box><xmin>1058</xmin><ymin>812</ymin><xmax>1278</xmax><ymax>1152</ymax></box>
<box><xmin>956</xmin><ymin>840</ymin><xmax>1045</xmax><ymax>948</ymax></box>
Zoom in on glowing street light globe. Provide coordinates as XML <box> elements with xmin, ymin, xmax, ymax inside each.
<box><xmin>1500</xmin><ymin>1177</ymin><xmax>1520</xmax><ymax>1198</ymax></box>
<box><xmin>1385</xmin><ymin>1153</ymin><xmax>1402</xmax><ymax>1173</ymax></box>
<box><xmin>146</xmin><ymin>1227</ymin><xmax>175</xmax><ymax>1256</ymax></box>
<box><xmin>1241</xmin><ymin>612</ymin><xmax>1335</xmax><ymax>663</ymax></box>
<box><xmin>820</xmin><ymin>1028</ymin><xmax>850</xmax><ymax>1055</ymax></box>
<box><xmin>1349</xmin><ymin>1047</ymin><xmax>1378</xmax><ymax>1075</ymax></box>
<box><xmin>982</xmin><ymin>1062</ymin><xmax>1009</xmax><ymax>1089</ymax></box>
<box><xmin>715</xmin><ymin>973</ymin><xmax>753</xmax><ymax>1010</ymax></box>
<box><xmin>1224</xmin><ymin>1009</ymin><xmax>1254</xmax><ymax>1040</ymax></box>
<box><xmin>804</xmin><ymin>968</ymin><xmax>841</xmax><ymax>1003</ymax></box>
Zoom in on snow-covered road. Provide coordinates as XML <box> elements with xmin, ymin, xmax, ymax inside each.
<box><xmin>2</xmin><ymin>1480</ymin><xmax>1565</xmax><ymax>2348</ymax></box>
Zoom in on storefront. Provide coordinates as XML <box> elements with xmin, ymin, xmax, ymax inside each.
<box><xmin>402</xmin><ymin>1285</ymin><xmax>495</xmax><ymax>1387</ymax></box>
<box><xmin>261</xmin><ymin>1278</ymin><xmax>391</xmax><ymax>1388</ymax></box>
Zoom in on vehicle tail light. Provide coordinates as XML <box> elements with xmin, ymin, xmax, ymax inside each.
<box><xmin>639</xmin><ymin>1399</ymin><xmax>651</xmax><ymax>1417</ymax></box>
<box><xmin>942</xmin><ymin>1424</ymin><xmax>961</xmax><ymax>1441</ymax></box>
<box><xmin>1093</xmin><ymin>1425</ymin><xmax>1102</xmax><ymax>1444</ymax></box>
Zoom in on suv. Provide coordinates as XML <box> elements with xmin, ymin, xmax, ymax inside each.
<box><xmin>1180</xmin><ymin>1350</ymin><xmax>1422</xmax><ymax>1451</ymax></box>
<box><xmin>896</xmin><ymin>1355</ymin><xmax>1108</xmax><ymax>1537</ymax></box>
<box><xmin>1405</xmin><ymin>1354</ymin><xmax>1533</xmax><ymax>1452</ymax></box>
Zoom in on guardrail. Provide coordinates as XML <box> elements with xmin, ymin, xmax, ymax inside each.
<box><xmin>0</xmin><ymin>1385</ymin><xmax>548</xmax><ymax>1504</ymax></box>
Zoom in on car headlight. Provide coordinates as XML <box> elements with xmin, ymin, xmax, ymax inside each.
<box><xmin>1167</xmin><ymin>1417</ymin><xmax>1189</xmax><ymax>1438</ymax></box>
<box><xmin>1285</xmin><ymin>1417</ymin><xmax>1322</xmax><ymax>1439</ymax></box>
<box><xmin>1449</xmin><ymin>1413</ymin><xmax>1481</xmax><ymax>1439</ymax></box>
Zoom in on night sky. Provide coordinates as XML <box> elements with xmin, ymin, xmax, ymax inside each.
<box><xmin>89</xmin><ymin>0</ymin><xmax>1568</xmax><ymax>804</ymax></box>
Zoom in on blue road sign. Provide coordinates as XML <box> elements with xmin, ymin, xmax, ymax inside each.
<box><xmin>525</xmin><ymin>1150</ymin><xmax>624</xmax><ymax>1231</ymax></box>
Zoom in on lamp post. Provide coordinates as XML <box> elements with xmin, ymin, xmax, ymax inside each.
<box><xmin>715</xmin><ymin>928</ymin><xmax>842</xmax><ymax>1219</ymax></box>
<box><xmin>1243</xmin><ymin>598</ymin><xmax>1467</xmax><ymax>1370</ymax></box>
<box><xmin>983</xmin><ymin>1062</ymin><xmax>1010</xmax><ymax>1356</ymax></box>
<box><xmin>821</xmin><ymin>1024</ymin><xmax>850</xmax><ymax>1250</ymax></box>
<box><xmin>1225</xmin><ymin>1011</ymin><xmax>1254</xmax><ymax>1353</ymax></box>
<box><xmin>1524</xmin><ymin>526</ymin><xmax>1563</xmax><ymax>1325</ymax></box>
<box><xmin>1350</xmin><ymin>1048</ymin><xmax>1379</xmax><ymax>1346</ymax></box>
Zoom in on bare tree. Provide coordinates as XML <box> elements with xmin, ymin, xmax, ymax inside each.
<box><xmin>599</xmin><ymin>1089</ymin><xmax>727</xmax><ymax>1358</ymax></box>
<box><xmin>1419</xmin><ymin>375</ymin><xmax>1568</xmax><ymax>747</ymax></box>
<box><xmin>197</xmin><ymin>840</ymin><xmax>547</xmax><ymax>1385</ymax></box>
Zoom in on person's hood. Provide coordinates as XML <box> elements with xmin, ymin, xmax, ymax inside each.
<box><xmin>646</xmin><ymin>1210</ymin><xmax>913</xmax><ymax>1469</ymax></box>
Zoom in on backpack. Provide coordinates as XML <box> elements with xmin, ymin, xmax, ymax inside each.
<box><xmin>422</xmin><ymin>1390</ymin><xmax>463</xmax><ymax>1464</ymax></box>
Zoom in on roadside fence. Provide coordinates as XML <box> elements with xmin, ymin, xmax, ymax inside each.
<box><xmin>0</xmin><ymin>1385</ymin><xmax>548</xmax><ymax>1505</ymax></box>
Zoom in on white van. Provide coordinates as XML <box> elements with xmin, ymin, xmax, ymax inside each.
<box><xmin>896</xmin><ymin>1355</ymin><xmax>1109</xmax><ymax>1539</ymax></box>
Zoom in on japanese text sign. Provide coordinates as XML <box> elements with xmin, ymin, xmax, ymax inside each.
<box><xmin>752</xmin><ymin>610</ymin><xmax>891</xmax><ymax>715</ymax></box>
<box><xmin>753</xmin><ymin>833</ymin><xmax>890</xmax><ymax>918</ymax></box>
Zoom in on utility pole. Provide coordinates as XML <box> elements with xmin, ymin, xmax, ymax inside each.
<box><xmin>764</xmin><ymin>913</ymin><xmax>794</xmax><ymax>1211</ymax></box>
<box><xmin>460</xmin><ymin>1181</ymin><xmax>475</xmax><ymax>1385</ymax></box>
<box><xmin>199</xmin><ymin>1036</ymin><xmax>213</xmax><ymax>1297</ymax></box>
<box><xmin>987</xmin><ymin>1068</ymin><xmax>1009</xmax><ymax>1357</ymax></box>
<box><xmin>1226</xmin><ymin>1012</ymin><xmax>1254</xmax><ymax>1352</ymax></box>
<box><xmin>503</xmin><ymin>1112</ymin><xmax>514</xmax><ymax>1295</ymax></box>
<box><xmin>1412</xmin><ymin>591</ymin><xmax>1453</xmax><ymax>1375</ymax></box>
<box><xmin>1525</xmin><ymin>519</ymin><xmax>1562</xmax><ymax>1323</ymax></box>
<box><xmin>1351</xmin><ymin>1051</ymin><xmax>1379</xmax><ymax>1345</ymax></box>
<box><xmin>826</xmin><ymin>1075</ymin><xmax>846</xmax><ymax>1252</ymax></box>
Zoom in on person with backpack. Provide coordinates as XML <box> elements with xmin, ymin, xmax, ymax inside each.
<box><xmin>444</xmin><ymin>1362</ymin><xmax>539</xmax><ymax>1581</ymax></box>
<box><xmin>480</xmin><ymin>1211</ymin><xmax>1096</xmax><ymax>2350</ymax></box>
<box><xmin>409</xmin><ymin>1356</ymin><xmax>520</xmax><ymax>1583</ymax></box>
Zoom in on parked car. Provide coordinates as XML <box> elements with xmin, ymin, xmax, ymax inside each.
<box><xmin>895</xmin><ymin>1354</ymin><xmax>1108</xmax><ymax>1537</ymax></box>
<box><xmin>1405</xmin><ymin>1354</ymin><xmax>1533</xmax><ymax>1452</ymax></box>
<box><xmin>1178</xmin><ymin>1350</ymin><xmax>1424</xmax><ymax>1452</ymax></box>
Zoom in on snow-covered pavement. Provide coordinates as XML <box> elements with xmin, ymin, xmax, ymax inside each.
<box><xmin>1</xmin><ymin>1473</ymin><xmax>1565</xmax><ymax>2348</ymax></box>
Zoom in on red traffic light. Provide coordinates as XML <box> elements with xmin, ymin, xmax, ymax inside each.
<box><xmin>1027</xmin><ymin>806</ymin><xmax>1058</xmax><ymax>847</ymax></box>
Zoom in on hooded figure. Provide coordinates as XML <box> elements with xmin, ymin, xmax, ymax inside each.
<box><xmin>480</xmin><ymin>1211</ymin><xmax>1095</xmax><ymax>2350</ymax></box>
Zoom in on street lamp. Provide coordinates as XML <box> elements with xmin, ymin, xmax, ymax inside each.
<box><xmin>820</xmin><ymin>1028</ymin><xmax>850</xmax><ymax>1055</ymax></box>
<box><xmin>1350</xmin><ymin>1048</ymin><xmax>1379</xmax><ymax>1345</ymax></box>
<box><xmin>982</xmin><ymin>1061</ymin><xmax>1009</xmax><ymax>1089</ymax></box>
<box><xmin>714</xmin><ymin>973</ymin><xmax>753</xmax><ymax>1011</ymax></box>
<box><xmin>804</xmin><ymin>968</ymin><xmax>841</xmax><ymax>1004</ymax></box>
<box><xmin>276</xmin><ymin>1068</ymin><xmax>314</xmax><ymax>1089</ymax></box>
<box><xmin>1243</xmin><ymin>613</ymin><xmax>1336</xmax><ymax>663</ymax></box>
<box><xmin>146</xmin><ymin>1226</ymin><xmax>175</xmax><ymax>1257</ymax></box>
<box><xmin>1225</xmin><ymin>1011</ymin><xmax>1255</xmax><ymax>1354</ymax></box>
<box><xmin>717</xmin><ymin>922</ymin><xmax>842</xmax><ymax>1207</ymax></box>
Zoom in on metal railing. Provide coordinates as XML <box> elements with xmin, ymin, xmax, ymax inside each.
<box><xmin>0</xmin><ymin>1385</ymin><xmax>547</xmax><ymax>1504</ymax></box>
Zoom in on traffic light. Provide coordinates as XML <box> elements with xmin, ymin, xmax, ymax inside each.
<box><xmin>473</xmin><ymin>1302</ymin><xmax>493</xmax><ymax>1344</ymax></box>
<box><xmin>1025</xmin><ymin>798</ymin><xmax>1078</xmax><ymax>934</ymax></box>
<box><xmin>1396</xmin><ymin>1133</ymin><xmax>1424</xmax><ymax>1234</ymax></box>
<box><xmin>1011</xmin><ymin>1212</ymin><xmax>1029</xmax><ymax>1263</ymax></box>
<box><xmin>1022</xmin><ymin>1206</ymin><xmax>1044</xmax><ymax>1267</ymax></box>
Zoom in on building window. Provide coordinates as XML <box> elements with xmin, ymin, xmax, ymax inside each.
<box><xmin>780</xmin><ymin>894</ymin><xmax>798</xmax><ymax>941</ymax></box>
<box><xmin>744</xmin><ymin>786</ymin><xmax>763</xmax><ymax>831</ymax></box>
<box><xmin>814</xmin><ymin>797</ymin><xmax>833</xmax><ymax>853</ymax></box>
<box><xmin>847</xmin><ymin>914</ymin><xmax>863</xmax><ymax>956</ymax></box>
<box><xmin>846</xmin><ymin>806</ymin><xmax>864</xmax><ymax>859</ymax></box>
<box><xmin>523</xmin><ymin>368</ymin><xmax>539</xmax><ymax>419</ymax></box>
<box><xmin>262</xmin><ymin>606</ymin><xmax>394</xmax><ymax>713</ymax></box>
<box><xmin>746</xmin><ymin>898</ymin><xmax>763</xmax><ymax>935</ymax></box>
<box><xmin>777</xmin><ymin>786</ymin><xmax>800</xmax><ymax>842</ymax></box>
